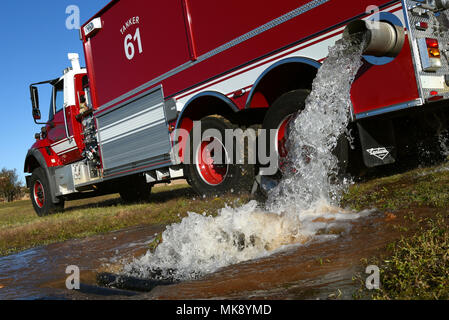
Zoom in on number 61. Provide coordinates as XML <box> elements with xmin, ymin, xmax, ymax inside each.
<box><xmin>124</xmin><ymin>28</ymin><xmax>143</xmax><ymax>60</ymax></box>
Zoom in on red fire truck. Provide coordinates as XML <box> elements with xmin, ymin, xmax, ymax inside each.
<box><xmin>26</xmin><ymin>0</ymin><xmax>449</xmax><ymax>216</ymax></box>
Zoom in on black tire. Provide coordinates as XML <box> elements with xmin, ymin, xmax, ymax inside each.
<box><xmin>119</xmin><ymin>175</ymin><xmax>152</xmax><ymax>203</ymax></box>
<box><xmin>261</xmin><ymin>89</ymin><xmax>310</xmax><ymax>177</ymax></box>
<box><xmin>261</xmin><ymin>89</ymin><xmax>348</xmax><ymax>177</ymax></box>
<box><xmin>184</xmin><ymin>117</ymin><xmax>242</xmax><ymax>196</ymax></box>
<box><xmin>263</xmin><ymin>90</ymin><xmax>310</xmax><ymax>133</ymax></box>
<box><xmin>30</xmin><ymin>167</ymin><xmax>65</xmax><ymax>217</ymax></box>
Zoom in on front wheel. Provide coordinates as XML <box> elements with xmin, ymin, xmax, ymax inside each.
<box><xmin>30</xmin><ymin>167</ymin><xmax>65</xmax><ymax>217</ymax></box>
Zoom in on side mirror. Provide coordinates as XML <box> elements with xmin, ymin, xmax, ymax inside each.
<box><xmin>30</xmin><ymin>86</ymin><xmax>41</xmax><ymax>120</ymax></box>
<box><xmin>33</xmin><ymin>109</ymin><xmax>42</xmax><ymax>121</ymax></box>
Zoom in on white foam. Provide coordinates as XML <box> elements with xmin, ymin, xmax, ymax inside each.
<box><xmin>124</xmin><ymin>201</ymin><xmax>366</xmax><ymax>280</ymax></box>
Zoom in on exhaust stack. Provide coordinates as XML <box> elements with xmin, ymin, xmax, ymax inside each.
<box><xmin>343</xmin><ymin>20</ymin><xmax>405</xmax><ymax>58</ymax></box>
<box><xmin>68</xmin><ymin>53</ymin><xmax>81</xmax><ymax>71</ymax></box>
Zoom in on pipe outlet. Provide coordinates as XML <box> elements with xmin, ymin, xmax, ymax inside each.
<box><xmin>343</xmin><ymin>20</ymin><xmax>405</xmax><ymax>58</ymax></box>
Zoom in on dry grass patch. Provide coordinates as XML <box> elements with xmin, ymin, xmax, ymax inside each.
<box><xmin>0</xmin><ymin>184</ymin><xmax>249</xmax><ymax>256</ymax></box>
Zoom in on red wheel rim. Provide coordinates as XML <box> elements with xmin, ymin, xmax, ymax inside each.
<box><xmin>196</xmin><ymin>138</ymin><xmax>229</xmax><ymax>186</ymax></box>
<box><xmin>33</xmin><ymin>180</ymin><xmax>45</xmax><ymax>208</ymax></box>
<box><xmin>276</xmin><ymin>115</ymin><xmax>294</xmax><ymax>159</ymax></box>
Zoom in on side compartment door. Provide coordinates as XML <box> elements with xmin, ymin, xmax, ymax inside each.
<box><xmin>96</xmin><ymin>86</ymin><xmax>173</xmax><ymax>178</ymax></box>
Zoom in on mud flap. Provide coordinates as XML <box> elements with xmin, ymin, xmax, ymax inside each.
<box><xmin>357</xmin><ymin>119</ymin><xmax>396</xmax><ymax>168</ymax></box>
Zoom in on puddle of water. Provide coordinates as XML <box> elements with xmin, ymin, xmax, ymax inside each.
<box><xmin>0</xmin><ymin>226</ymin><xmax>161</xmax><ymax>300</ymax></box>
<box><xmin>135</xmin><ymin>209</ymin><xmax>429</xmax><ymax>300</ymax></box>
<box><xmin>0</xmin><ymin>206</ymin><xmax>437</xmax><ymax>300</ymax></box>
<box><xmin>123</xmin><ymin>34</ymin><xmax>368</xmax><ymax>282</ymax></box>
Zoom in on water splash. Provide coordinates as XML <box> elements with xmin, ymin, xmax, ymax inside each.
<box><xmin>123</xmin><ymin>35</ymin><xmax>368</xmax><ymax>281</ymax></box>
<box><xmin>266</xmin><ymin>35</ymin><xmax>366</xmax><ymax>212</ymax></box>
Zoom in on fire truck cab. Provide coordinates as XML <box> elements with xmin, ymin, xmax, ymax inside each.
<box><xmin>27</xmin><ymin>55</ymin><xmax>97</xmax><ymax>214</ymax></box>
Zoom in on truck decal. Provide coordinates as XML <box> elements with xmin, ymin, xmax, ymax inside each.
<box><xmin>51</xmin><ymin>137</ymin><xmax>77</xmax><ymax>156</ymax></box>
<box><xmin>367</xmin><ymin>147</ymin><xmax>391</xmax><ymax>160</ymax></box>
<box><xmin>120</xmin><ymin>16</ymin><xmax>140</xmax><ymax>35</ymax></box>
<box><xmin>124</xmin><ymin>27</ymin><xmax>143</xmax><ymax>61</ymax></box>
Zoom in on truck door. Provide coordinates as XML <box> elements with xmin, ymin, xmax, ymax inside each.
<box><xmin>47</xmin><ymin>79</ymin><xmax>79</xmax><ymax>165</ymax></box>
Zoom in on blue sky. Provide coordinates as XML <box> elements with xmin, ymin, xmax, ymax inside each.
<box><xmin>0</xmin><ymin>1</ymin><xmax>109</xmax><ymax>183</ymax></box>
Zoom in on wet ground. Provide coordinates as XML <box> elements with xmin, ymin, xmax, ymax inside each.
<box><xmin>0</xmin><ymin>204</ymin><xmax>431</xmax><ymax>300</ymax></box>
<box><xmin>0</xmin><ymin>225</ymin><xmax>162</xmax><ymax>300</ymax></box>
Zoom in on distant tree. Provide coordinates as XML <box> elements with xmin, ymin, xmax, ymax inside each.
<box><xmin>0</xmin><ymin>168</ymin><xmax>22</xmax><ymax>202</ymax></box>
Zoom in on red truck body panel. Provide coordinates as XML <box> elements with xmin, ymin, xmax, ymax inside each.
<box><xmin>84</xmin><ymin>0</ymin><xmax>191</xmax><ymax>108</ymax></box>
<box><xmin>82</xmin><ymin>0</ymin><xmax>418</xmax><ymax>119</ymax></box>
<box><xmin>352</xmin><ymin>34</ymin><xmax>420</xmax><ymax>115</ymax></box>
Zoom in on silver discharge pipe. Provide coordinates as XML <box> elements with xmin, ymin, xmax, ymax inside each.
<box><xmin>343</xmin><ymin>20</ymin><xmax>405</xmax><ymax>58</ymax></box>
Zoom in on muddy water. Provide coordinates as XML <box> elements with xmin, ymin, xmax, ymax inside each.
<box><xmin>0</xmin><ymin>225</ymin><xmax>162</xmax><ymax>300</ymax></box>
<box><xmin>139</xmin><ymin>210</ymin><xmax>404</xmax><ymax>300</ymax></box>
<box><xmin>0</xmin><ymin>206</ymin><xmax>430</xmax><ymax>300</ymax></box>
<box><xmin>0</xmin><ymin>204</ymin><xmax>437</xmax><ymax>300</ymax></box>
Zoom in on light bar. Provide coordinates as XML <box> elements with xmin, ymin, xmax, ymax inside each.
<box><xmin>83</xmin><ymin>18</ymin><xmax>102</xmax><ymax>38</ymax></box>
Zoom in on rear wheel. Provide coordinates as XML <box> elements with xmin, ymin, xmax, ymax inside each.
<box><xmin>30</xmin><ymin>167</ymin><xmax>65</xmax><ymax>217</ymax></box>
<box><xmin>260</xmin><ymin>89</ymin><xmax>349</xmax><ymax>190</ymax></box>
<box><xmin>261</xmin><ymin>89</ymin><xmax>310</xmax><ymax>176</ymax></box>
<box><xmin>184</xmin><ymin>117</ymin><xmax>242</xmax><ymax>196</ymax></box>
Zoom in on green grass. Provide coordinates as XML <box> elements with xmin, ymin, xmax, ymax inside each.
<box><xmin>343</xmin><ymin>164</ymin><xmax>449</xmax><ymax>300</ymax></box>
<box><xmin>355</xmin><ymin>215</ymin><xmax>449</xmax><ymax>300</ymax></box>
<box><xmin>342</xmin><ymin>164</ymin><xmax>449</xmax><ymax>211</ymax></box>
<box><xmin>0</xmin><ymin>184</ymin><xmax>249</xmax><ymax>257</ymax></box>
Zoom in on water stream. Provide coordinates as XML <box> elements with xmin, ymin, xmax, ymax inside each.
<box><xmin>123</xmin><ymin>35</ymin><xmax>369</xmax><ymax>282</ymax></box>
